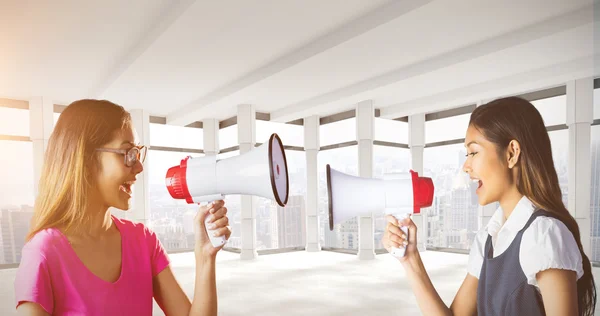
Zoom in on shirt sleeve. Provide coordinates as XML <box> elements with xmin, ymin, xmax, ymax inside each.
<box><xmin>146</xmin><ymin>227</ymin><xmax>170</xmax><ymax>277</ymax></box>
<box><xmin>520</xmin><ymin>217</ymin><xmax>583</xmax><ymax>287</ymax></box>
<box><xmin>467</xmin><ymin>228</ymin><xmax>487</xmax><ymax>279</ymax></box>
<box><xmin>14</xmin><ymin>247</ymin><xmax>54</xmax><ymax>313</ymax></box>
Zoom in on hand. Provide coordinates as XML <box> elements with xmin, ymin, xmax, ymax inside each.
<box><xmin>382</xmin><ymin>215</ymin><xmax>419</xmax><ymax>266</ymax></box>
<box><xmin>194</xmin><ymin>200</ymin><xmax>231</xmax><ymax>258</ymax></box>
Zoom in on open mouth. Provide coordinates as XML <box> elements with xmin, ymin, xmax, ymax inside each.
<box><xmin>472</xmin><ymin>178</ymin><xmax>483</xmax><ymax>190</ymax></box>
<box><xmin>119</xmin><ymin>180</ymin><xmax>134</xmax><ymax>196</ymax></box>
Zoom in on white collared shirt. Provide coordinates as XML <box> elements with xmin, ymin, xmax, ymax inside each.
<box><xmin>467</xmin><ymin>196</ymin><xmax>584</xmax><ymax>288</ymax></box>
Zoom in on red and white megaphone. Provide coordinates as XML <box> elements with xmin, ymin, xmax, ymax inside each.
<box><xmin>165</xmin><ymin>133</ymin><xmax>289</xmax><ymax>247</ymax></box>
<box><xmin>326</xmin><ymin>165</ymin><xmax>434</xmax><ymax>257</ymax></box>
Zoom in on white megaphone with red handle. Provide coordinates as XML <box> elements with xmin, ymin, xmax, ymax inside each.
<box><xmin>165</xmin><ymin>133</ymin><xmax>289</xmax><ymax>248</ymax></box>
<box><xmin>326</xmin><ymin>165</ymin><xmax>434</xmax><ymax>258</ymax></box>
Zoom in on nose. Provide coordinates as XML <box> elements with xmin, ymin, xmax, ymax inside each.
<box><xmin>462</xmin><ymin>158</ymin><xmax>471</xmax><ymax>174</ymax></box>
<box><xmin>132</xmin><ymin>159</ymin><xmax>144</xmax><ymax>174</ymax></box>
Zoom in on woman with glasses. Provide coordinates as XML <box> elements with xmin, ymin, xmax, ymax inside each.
<box><xmin>14</xmin><ymin>99</ymin><xmax>231</xmax><ymax>316</ymax></box>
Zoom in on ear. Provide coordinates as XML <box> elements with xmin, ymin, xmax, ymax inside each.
<box><xmin>506</xmin><ymin>140</ymin><xmax>521</xmax><ymax>169</ymax></box>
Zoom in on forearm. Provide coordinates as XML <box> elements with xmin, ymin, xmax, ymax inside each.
<box><xmin>189</xmin><ymin>254</ymin><xmax>217</xmax><ymax>316</ymax></box>
<box><xmin>404</xmin><ymin>253</ymin><xmax>452</xmax><ymax>316</ymax></box>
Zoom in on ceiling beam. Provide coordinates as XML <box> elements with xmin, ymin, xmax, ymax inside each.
<box><xmin>378</xmin><ymin>54</ymin><xmax>597</xmax><ymax>119</ymax></box>
<box><xmin>166</xmin><ymin>0</ymin><xmax>434</xmax><ymax>126</ymax></box>
<box><xmin>87</xmin><ymin>0</ymin><xmax>198</xmax><ymax>98</ymax></box>
<box><xmin>269</xmin><ymin>4</ymin><xmax>593</xmax><ymax>123</ymax></box>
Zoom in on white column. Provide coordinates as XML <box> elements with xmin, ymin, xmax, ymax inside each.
<box><xmin>238</xmin><ymin>104</ymin><xmax>258</xmax><ymax>260</ymax></box>
<box><xmin>202</xmin><ymin>119</ymin><xmax>219</xmax><ymax>156</ymax></box>
<box><xmin>29</xmin><ymin>97</ymin><xmax>54</xmax><ymax>197</ymax></box>
<box><xmin>474</xmin><ymin>101</ymin><xmax>497</xmax><ymax>229</ymax></box>
<box><xmin>409</xmin><ymin>113</ymin><xmax>426</xmax><ymax>252</ymax></box>
<box><xmin>567</xmin><ymin>78</ymin><xmax>594</xmax><ymax>256</ymax></box>
<box><xmin>130</xmin><ymin>109</ymin><xmax>150</xmax><ymax>225</ymax></box>
<box><xmin>357</xmin><ymin>100</ymin><xmax>375</xmax><ymax>260</ymax></box>
<box><xmin>304</xmin><ymin>116</ymin><xmax>321</xmax><ymax>252</ymax></box>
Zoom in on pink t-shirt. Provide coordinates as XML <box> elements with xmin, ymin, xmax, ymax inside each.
<box><xmin>14</xmin><ymin>216</ymin><xmax>170</xmax><ymax>315</ymax></box>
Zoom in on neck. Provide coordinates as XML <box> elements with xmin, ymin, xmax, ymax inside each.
<box><xmin>499</xmin><ymin>186</ymin><xmax>524</xmax><ymax>221</ymax></box>
<box><xmin>65</xmin><ymin>201</ymin><xmax>114</xmax><ymax>239</ymax></box>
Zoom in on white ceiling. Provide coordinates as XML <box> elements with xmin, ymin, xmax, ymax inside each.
<box><xmin>1</xmin><ymin>0</ymin><xmax>597</xmax><ymax>125</ymax></box>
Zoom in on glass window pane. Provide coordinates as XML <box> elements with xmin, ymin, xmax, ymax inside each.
<box><xmin>531</xmin><ymin>95</ymin><xmax>566</xmax><ymax>126</ymax></box>
<box><xmin>0</xmin><ymin>140</ymin><xmax>34</xmax><ymax>264</ymax></box>
<box><xmin>374</xmin><ymin>118</ymin><xmax>408</xmax><ymax>144</ymax></box>
<box><xmin>548</xmin><ymin>130</ymin><xmax>569</xmax><ymax>207</ymax></box>
<box><xmin>424</xmin><ymin>144</ymin><xmax>478</xmax><ymax>250</ymax></box>
<box><xmin>425</xmin><ymin>114</ymin><xmax>471</xmax><ymax>144</ymax></box>
<box><xmin>372</xmin><ymin>146</ymin><xmax>411</xmax><ymax>250</ymax></box>
<box><xmin>219</xmin><ymin>125</ymin><xmax>238</xmax><ymax>149</ymax></box>
<box><xmin>590</xmin><ymin>125</ymin><xmax>600</xmax><ymax>261</ymax></box>
<box><xmin>0</xmin><ymin>108</ymin><xmax>29</xmax><ymax>136</ymax></box>
<box><xmin>150</xmin><ymin>123</ymin><xmax>203</xmax><ymax>150</ymax></box>
<box><xmin>147</xmin><ymin>150</ymin><xmax>205</xmax><ymax>252</ymax></box>
<box><xmin>256</xmin><ymin>150</ymin><xmax>306</xmax><ymax>250</ymax></box>
<box><xmin>318</xmin><ymin>146</ymin><xmax>358</xmax><ymax>250</ymax></box>
<box><xmin>320</xmin><ymin>118</ymin><xmax>356</xmax><ymax>147</ymax></box>
<box><xmin>256</xmin><ymin>121</ymin><xmax>304</xmax><ymax>148</ymax></box>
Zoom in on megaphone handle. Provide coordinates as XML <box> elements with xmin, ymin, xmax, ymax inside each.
<box><xmin>203</xmin><ymin>201</ymin><xmax>227</xmax><ymax>248</ymax></box>
<box><xmin>390</xmin><ymin>214</ymin><xmax>410</xmax><ymax>258</ymax></box>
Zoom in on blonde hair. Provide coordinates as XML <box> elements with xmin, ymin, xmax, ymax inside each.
<box><xmin>27</xmin><ymin>99</ymin><xmax>132</xmax><ymax>241</ymax></box>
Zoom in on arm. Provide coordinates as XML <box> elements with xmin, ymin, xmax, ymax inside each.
<box><xmin>16</xmin><ymin>303</ymin><xmax>50</xmax><ymax>316</ymax></box>
<box><xmin>152</xmin><ymin>257</ymin><xmax>218</xmax><ymax>316</ymax></box>
<box><xmin>153</xmin><ymin>200</ymin><xmax>230</xmax><ymax>316</ymax></box>
<box><xmin>536</xmin><ymin>269</ymin><xmax>578</xmax><ymax>315</ymax></box>
<box><xmin>383</xmin><ymin>216</ymin><xmax>478</xmax><ymax>316</ymax></box>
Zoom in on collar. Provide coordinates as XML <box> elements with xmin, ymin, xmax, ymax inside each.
<box><xmin>486</xmin><ymin>196</ymin><xmax>536</xmax><ymax>237</ymax></box>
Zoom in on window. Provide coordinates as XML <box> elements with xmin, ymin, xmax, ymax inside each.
<box><xmin>256</xmin><ymin>150</ymin><xmax>306</xmax><ymax>250</ymax></box>
<box><xmin>531</xmin><ymin>95</ymin><xmax>567</xmax><ymax>126</ymax></box>
<box><xmin>150</xmin><ymin>124</ymin><xmax>203</xmax><ymax>150</ymax></box>
<box><xmin>320</xmin><ymin>118</ymin><xmax>356</xmax><ymax>147</ymax></box>
<box><xmin>318</xmin><ymin>146</ymin><xmax>358</xmax><ymax>250</ymax></box>
<box><xmin>425</xmin><ymin>114</ymin><xmax>470</xmax><ymax>144</ymax></box>
<box><xmin>256</xmin><ymin>121</ymin><xmax>304</xmax><ymax>148</ymax></box>
<box><xmin>424</xmin><ymin>144</ymin><xmax>479</xmax><ymax>250</ymax></box>
<box><xmin>147</xmin><ymin>150</ymin><xmax>205</xmax><ymax>252</ymax></box>
<box><xmin>591</xmin><ymin>125</ymin><xmax>600</xmax><ymax>261</ymax></box>
<box><xmin>372</xmin><ymin>146</ymin><xmax>411</xmax><ymax>250</ymax></box>
<box><xmin>0</xmin><ymin>108</ymin><xmax>29</xmax><ymax>136</ymax></box>
<box><xmin>548</xmin><ymin>130</ymin><xmax>569</xmax><ymax>207</ymax></box>
<box><xmin>219</xmin><ymin>125</ymin><xmax>238</xmax><ymax>149</ymax></box>
<box><xmin>374</xmin><ymin>118</ymin><xmax>408</xmax><ymax>144</ymax></box>
<box><xmin>0</xmin><ymin>141</ymin><xmax>34</xmax><ymax>264</ymax></box>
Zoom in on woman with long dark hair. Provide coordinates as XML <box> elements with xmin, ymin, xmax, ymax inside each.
<box><xmin>383</xmin><ymin>97</ymin><xmax>596</xmax><ymax>315</ymax></box>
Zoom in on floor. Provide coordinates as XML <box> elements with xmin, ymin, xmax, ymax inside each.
<box><xmin>1</xmin><ymin>250</ymin><xmax>598</xmax><ymax>315</ymax></box>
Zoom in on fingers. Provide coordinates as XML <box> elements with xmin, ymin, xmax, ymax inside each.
<box><xmin>211</xmin><ymin>226</ymin><xmax>231</xmax><ymax>238</ymax></box>
<box><xmin>385</xmin><ymin>215</ymin><xmax>399</xmax><ymax>225</ymax></box>
<box><xmin>207</xmin><ymin>215</ymin><xmax>229</xmax><ymax>230</ymax></box>
<box><xmin>208</xmin><ymin>200</ymin><xmax>225</xmax><ymax>213</ymax></box>
<box><xmin>386</xmin><ymin>222</ymin><xmax>404</xmax><ymax>237</ymax></box>
<box><xmin>207</xmin><ymin>206</ymin><xmax>227</xmax><ymax>222</ymax></box>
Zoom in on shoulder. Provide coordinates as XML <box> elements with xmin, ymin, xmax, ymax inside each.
<box><xmin>23</xmin><ymin>228</ymin><xmax>66</xmax><ymax>258</ymax></box>
<box><xmin>520</xmin><ymin>214</ymin><xmax>583</xmax><ymax>286</ymax></box>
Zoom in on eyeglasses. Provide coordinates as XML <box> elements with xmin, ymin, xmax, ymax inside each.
<box><xmin>96</xmin><ymin>146</ymin><xmax>147</xmax><ymax>167</ymax></box>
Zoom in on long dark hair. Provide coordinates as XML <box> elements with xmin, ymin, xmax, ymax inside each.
<box><xmin>470</xmin><ymin>96</ymin><xmax>596</xmax><ymax>316</ymax></box>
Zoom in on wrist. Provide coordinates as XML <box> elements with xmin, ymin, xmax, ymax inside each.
<box><xmin>195</xmin><ymin>247</ymin><xmax>217</xmax><ymax>261</ymax></box>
